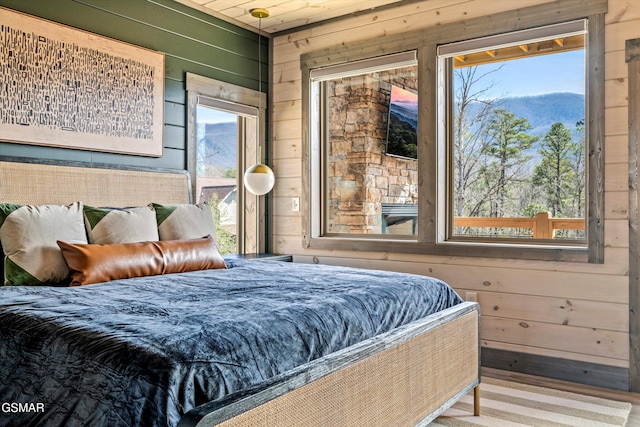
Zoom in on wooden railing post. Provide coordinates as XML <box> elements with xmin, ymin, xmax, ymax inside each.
<box><xmin>534</xmin><ymin>212</ymin><xmax>553</xmax><ymax>239</ymax></box>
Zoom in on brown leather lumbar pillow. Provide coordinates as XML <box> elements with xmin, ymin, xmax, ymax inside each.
<box><xmin>57</xmin><ymin>235</ymin><xmax>226</xmax><ymax>286</ymax></box>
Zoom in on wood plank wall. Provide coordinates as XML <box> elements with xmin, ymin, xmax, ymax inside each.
<box><xmin>271</xmin><ymin>0</ymin><xmax>636</xmax><ymax>388</ymax></box>
<box><xmin>0</xmin><ymin>0</ymin><xmax>265</xmax><ymax>172</ymax></box>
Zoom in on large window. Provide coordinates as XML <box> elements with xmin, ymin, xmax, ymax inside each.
<box><xmin>302</xmin><ymin>3</ymin><xmax>604</xmax><ymax>262</ymax></box>
<box><xmin>309</xmin><ymin>52</ymin><xmax>418</xmax><ymax>238</ymax></box>
<box><xmin>439</xmin><ymin>21</ymin><xmax>587</xmax><ymax>246</ymax></box>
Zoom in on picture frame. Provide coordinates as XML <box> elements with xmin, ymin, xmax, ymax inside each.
<box><xmin>385</xmin><ymin>85</ymin><xmax>418</xmax><ymax>160</ymax></box>
<box><xmin>0</xmin><ymin>7</ymin><xmax>165</xmax><ymax>157</ymax></box>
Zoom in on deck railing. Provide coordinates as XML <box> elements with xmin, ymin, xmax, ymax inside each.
<box><xmin>453</xmin><ymin>212</ymin><xmax>585</xmax><ymax>239</ymax></box>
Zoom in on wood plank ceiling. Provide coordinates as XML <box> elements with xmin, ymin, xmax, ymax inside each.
<box><xmin>454</xmin><ymin>35</ymin><xmax>585</xmax><ymax>68</ymax></box>
<box><xmin>173</xmin><ymin>0</ymin><xmax>406</xmax><ymax>34</ymax></box>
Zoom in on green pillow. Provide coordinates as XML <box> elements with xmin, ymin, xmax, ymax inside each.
<box><xmin>0</xmin><ymin>202</ymin><xmax>87</xmax><ymax>286</ymax></box>
<box><xmin>152</xmin><ymin>202</ymin><xmax>217</xmax><ymax>241</ymax></box>
<box><xmin>83</xmin><ymin>205</ymin><xmax>159</xmax><ymax>244</ymax></box>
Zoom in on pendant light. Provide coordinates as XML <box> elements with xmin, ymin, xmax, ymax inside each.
<box><xmin>243</xmin><ymin>8</ymin><xmax>275</xmax><ymax>196</ymax></box>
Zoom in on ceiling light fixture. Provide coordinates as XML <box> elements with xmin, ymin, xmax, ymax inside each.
<box><xmin>243</xmin><ymin>8</ymin><xmax>275</xmax><ymax>196</ymax></box>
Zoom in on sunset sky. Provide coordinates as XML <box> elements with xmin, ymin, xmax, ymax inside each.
<box><xmin>391</xmin><ymin>85</ymin><xmax>418</xmax><ymax>106</ymax></box>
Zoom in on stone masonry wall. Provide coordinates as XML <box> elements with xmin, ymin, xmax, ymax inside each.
<box><xmin>327</xmin><ymin>68</ymin><xmax>418</xmax><ymax>234</ymax></box>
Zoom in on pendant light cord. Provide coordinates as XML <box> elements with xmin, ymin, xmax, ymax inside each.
<box><xmin>257</xmin><ymin>15</ymin><xmax>262</xmax><ymax>253</ymax></box>
<box><xmin>259</xmin><ymin>16</ymin><xmax>263</xmax><ymax>164</ymax></box>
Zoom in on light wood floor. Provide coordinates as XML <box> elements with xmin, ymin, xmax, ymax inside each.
<box><xmin>482</xmin><ymin>367</ymin><xmax>640</xmax><ymax>426</ymax></box>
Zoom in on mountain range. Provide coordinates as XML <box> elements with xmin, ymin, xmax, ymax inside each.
<box><xmin>198</xmin><ymin>122</ymin><xmax>237</xmax><ymax>173</ymax></box>
<box><xmin>388</xmin><ymin>92</ymin><xmax>583</xmax><ymax>140</ymax></box>
<box><xmin>198</xmin><ymin>92</ymin><xmax>585</xmax><ymax>170</ymax></box>
<box><xmin>389</xmin><ymin>102</ymin><xmax>418</xmax><ymax>130</ymax></box>
<box><xmin>468</xmin><ymin>92</ymin><xmax>585</xmax><ymax>136</ymax></box>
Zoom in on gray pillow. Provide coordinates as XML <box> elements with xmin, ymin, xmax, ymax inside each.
<box><xmin>152</xmin><ymin>202</ymin><xmax>217</xmax><ymax>241</ymax></box>
<box><xmin>0</xmin><ymin>202</ymin><xmax>87</xmax><ymax>286</ymax></box>
<box><xmin>83</xmin><ymin>205</ymin><xmax>159</xmax><ymax>244</ymax></box>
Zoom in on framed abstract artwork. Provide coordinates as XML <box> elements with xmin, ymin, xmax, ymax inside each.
<box><xmin>0</xmin><ymin>7</ymin><xmax>165</xmax><ymax>157</ymax></box>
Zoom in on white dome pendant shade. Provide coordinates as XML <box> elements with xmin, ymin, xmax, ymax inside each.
<box><xmin>244</xmin><ymin>163</ymin><xmax>275</xmax><ymax>195</ymax></box>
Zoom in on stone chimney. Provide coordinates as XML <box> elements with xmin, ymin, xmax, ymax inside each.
<box><xmin>326</xmin><ymin>69</ymin><xmax>418</xmax><ymax>234</ymax></box>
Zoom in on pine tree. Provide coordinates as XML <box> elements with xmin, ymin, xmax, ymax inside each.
<box><xmin>482</xmin><ymin>109</ymin><xmax>537</xmax><ymax>217</ymax></box>
<box><xmin>532</xmin><ymin>122</ymin><xmax>576</xmax><ymax>217</ymax></box>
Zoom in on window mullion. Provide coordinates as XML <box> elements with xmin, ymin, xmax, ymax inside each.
<box><xmin>419</xmin><ymin>45</ymin><xmax>437</xmax><ymax>244</ymax></box>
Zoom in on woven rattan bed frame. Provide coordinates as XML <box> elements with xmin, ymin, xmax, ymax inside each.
<box><xmin>0</xmin><ymin>157</ymin><xmax>480</xmax><ymax>426</ymax></box>
<box><xmin>181</xmin><ymin>303</ymin><xmax>480</xmax><ymax>427</ymax></box>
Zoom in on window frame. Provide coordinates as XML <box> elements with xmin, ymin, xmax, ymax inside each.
<box><xmin>186</xmin><ymin>73</ymin><xmax>267</xmax><ymax>254</ymax></box>
<box><xmin>438</xmin><ymin>20</ymin><xmax>588</xmax><ymax>248</ymax></box>
<box><xmin>309</xmin><ymin>51</ymin><xmax>419</xmax><ymax>239</ymax></box>
<box><xmin>301</xmin><ymin>0</ymin><xmax>605</xmax><ymax>263</ymax></box>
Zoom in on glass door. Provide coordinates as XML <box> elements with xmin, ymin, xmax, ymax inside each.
<box><xmin>195</xmin><ymin>105</ymin><xmax>239</xmax><ymax>255</ymax></box>
<box><xmin>186</xmin><ymin>73</ymin><xmax>266</xmax><ymax>255</ymax></box>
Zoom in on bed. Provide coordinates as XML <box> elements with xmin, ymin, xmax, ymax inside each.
<box><xmin>0</xmin><ymin>158</ymin><xmax>480</xmax><ymax>427</ymax></box>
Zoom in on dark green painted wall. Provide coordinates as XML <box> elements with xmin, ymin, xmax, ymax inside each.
<box><xmin>0</xmin><ymin>0</ymin><xmax>267</xmax><ymax>170</ymax></box>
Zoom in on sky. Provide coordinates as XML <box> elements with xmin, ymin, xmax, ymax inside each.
<box><xmin>391</xmin><ymin>85</ymin><xmax>418</xmax><ymax>106</ymax></box>
<box><xmin>197</xmin><ymin>105</ymin><xmax>237</xmax><ymax>124</ymax></box>
<box><xmin>473</xmin><ymin>49</ymin><xmax>585</xmax><ymax>99</ymax></box>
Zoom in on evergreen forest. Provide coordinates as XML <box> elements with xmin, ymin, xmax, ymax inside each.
<box><xmin>452</xmin><ymin>66</ymin><xmax>585</xmax><ymax>239</ymax></box>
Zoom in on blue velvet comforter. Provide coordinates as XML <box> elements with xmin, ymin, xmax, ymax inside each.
<box><xmin>0</xmin><ymin>260</ymin><xmax>462</xmax><ymax>427</ymax></box>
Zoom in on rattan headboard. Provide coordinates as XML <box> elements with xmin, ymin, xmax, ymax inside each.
<box><xmin>0</xmin><ymin>158</ymin><xmax>191</xmax><ymax>207</ymax></box>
